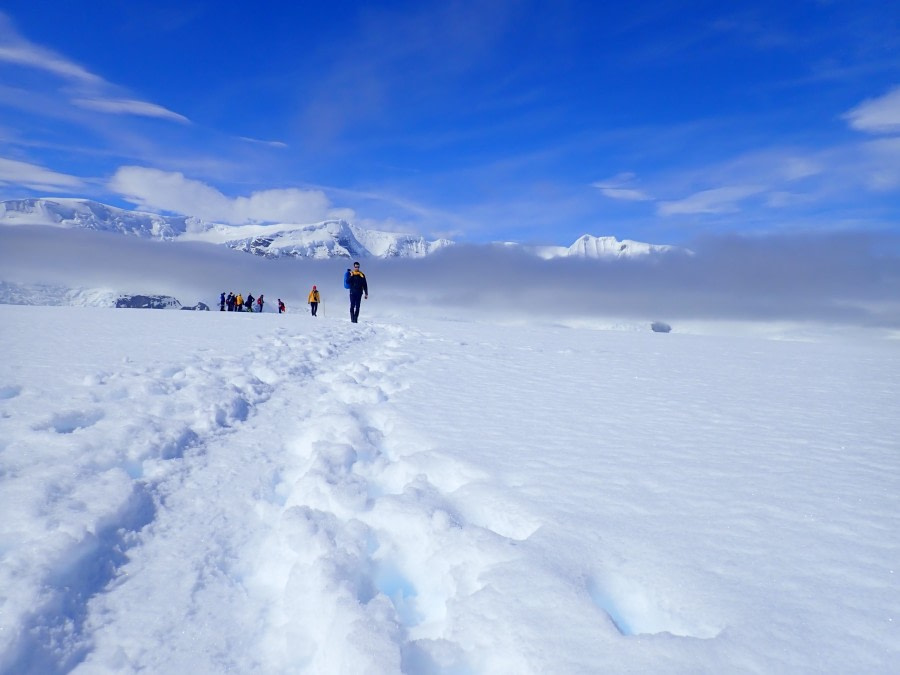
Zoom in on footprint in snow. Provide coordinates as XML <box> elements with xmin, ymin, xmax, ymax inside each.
<box><xmin>0</xmin><ymin>384</ymin><xmax>22</xmax><ymax>399</ymax></box>
<box><xmin>35</xmin><ymin>409</ymin><xmax>104</xmax><ymax>434</ymax></box>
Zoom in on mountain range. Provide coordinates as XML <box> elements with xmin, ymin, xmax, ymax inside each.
<box><xmin>0</xmin><ymin>197</ymin><xmax>679</xmax><ymax>260</ymax></box>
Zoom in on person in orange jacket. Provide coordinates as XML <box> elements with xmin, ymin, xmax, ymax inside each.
<box><xmin>308</xmin><ymin>285</ymin><xmax>320</xmax><ymax>316</ymax></box>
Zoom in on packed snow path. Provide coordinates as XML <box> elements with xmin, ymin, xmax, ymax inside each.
<box><xmin>1</xmin><ymin>306</ymin><xmax>898</xmax><ymax>673</ymax></box>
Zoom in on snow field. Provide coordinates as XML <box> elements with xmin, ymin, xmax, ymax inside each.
<box><xmin>1</xmin><ymin>305</ymin><xmax>898</xmax><ymax>673</ymax></box>
<box><xmin>387</xmin><ymin>322</ymin><xmax>900</xmax><ymax>671</ymax></box>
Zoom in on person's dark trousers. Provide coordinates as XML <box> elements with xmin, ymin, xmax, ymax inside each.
<box><xmin>310</xmin><ymin>302</ymin><xmax>318</xmax><ymax>316</ymax></box>
<box><xmin>349</xmin><ymin>292</ymin><xmax>362</xmax><ymax>323</ymax></box>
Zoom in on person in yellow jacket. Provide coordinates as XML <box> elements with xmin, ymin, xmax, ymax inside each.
<box><xmin>308</xmin><ymin>285</ymin><xmax>320</xmax><ymax>316</ymax></box>
<box><xmin>235</xmin><ymin>293</ymin><xmax>244</xmax><ymax>311</ymax></box>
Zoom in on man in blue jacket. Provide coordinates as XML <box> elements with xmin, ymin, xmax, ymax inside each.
<box><xmin>347</xmin><ymin>261</ymin><xmax>368</xmax><ymax>323</ymax></box>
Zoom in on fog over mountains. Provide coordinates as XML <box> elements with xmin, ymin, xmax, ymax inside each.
<box><xmin>0</xmin><ymin>198</ymin><xmax>677</xmax><ymax>260</ymax></box>
<box><xmin>2</xmin><ymin>197</ymin><xmax>898</xmax><ymax>333</ymax></box>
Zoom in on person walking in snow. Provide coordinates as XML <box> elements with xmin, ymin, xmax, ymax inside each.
<box><xmin>278</xmin><ymin>299</ymin><xmax>286</xmax><ymax>314</ymax></box>
<box><xmin>246</xmin><ymin>293</ymin><xmax>255</xmax><ymax>312</ymax></box>
<box><xmin>235</xmin><ymin>293</ymin><xmax>244</xmax><ymax>311</ymax></box>
<box><xmin>347</xmin><ymin>261</ymin><xmax>368</xmax><ymax>323</ymax></box>
<box><xmin>256</xmin><ymin>294</ymin><xmax>264</xmax><ymax>313</ymax></box>
<box><xmin>219</xmin><ymin>292</ymin><xmax>226</xmax><ymax>311</ymax></box>
<box><xmin>308</xmin><ymin>285</ymin><xmax>320</xmax><ymax>316</ymax></box>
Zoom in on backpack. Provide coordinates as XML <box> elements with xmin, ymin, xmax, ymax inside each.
<box><xmin>343</xmin><ymin>269</ymin><xmax>351</xmax><ymax>289</ymax></box>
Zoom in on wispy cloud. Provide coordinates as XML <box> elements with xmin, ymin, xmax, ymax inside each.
<box><xmin>72</xmin><ymin>98</ymin><xmax>190</xmax><ymax>124</ymax></box>
<box><xmin>0</xmin><ymin>11</ymin><xmax>104</xmax><ymax>86</ymax></box>
<box><xmin>0</xmin><ymin>12</ymin><xmax>103</xmax><ymax>85</ymax></box>
<box><xmin>0</xmin><ymin>11</ymin><xmax>189</xmax><ymax>125</ymax></box>
<box><xmin>238</xmin><ymin>136</ymin><xmax>289</xmax><ymax>149</ymax></box>
<box><xmin>592</xmin><ymin>173</ymin><xmax>653</xmax><ymax>202</ymax></box>
<box><xmin>0</xmin><ymin>156</ymin><xmax>84</xmax><ymax>190</ymax></box>
<box><xmin>658</xmin><ymin>185</ymin><xmax>766</xmax><ymax>216</ymax></box>
<box><xmin>843</xmin><ymin>85</ymin><xmax>900</xmax><ymax>135</ymax></box>
<box><xmin>109</xmin><ymin>166</ymin><xmax>341</xmax><ymax>224</ymax></box>
<box><xmin>0</xmin><ymin>44</ymin><xmax>103</xmax><ymax>84</ymax></box>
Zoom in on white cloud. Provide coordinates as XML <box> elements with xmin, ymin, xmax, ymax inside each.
<box><xmin>0</xmin><ymin>13</ymin><xmax>104</xmax><ymax>85</ymax></box>
<box><xmin>592</xmin><ymin>173</ymin><xmax>653</xmax><ymax>201</ymax></box>
<box><xmin>109</xmin><ymin>166</ymin><xmax>336</xmax><ymax>224</ymax></box>
<box><xmin>1</xmin><ymin>13</ymin><xmax>189</xmax><ymax>125</ymax></box>
<box><xmin>238</xmin><ymin>136</ymin><xmax>289</xmax><ymax>149</ymax></box>
<box><xmin>0</xmin><ymin>44</ymin><xmax>103</xmax><ymax>85</ymax></box>
<box><xmin>0</xmin><ymin>156</ymin><xmax>85</xmax><ymax>190</ymax></box>
<box><xmin>779</xmin><ymin>156</ymin><xmax>823</xmax><ymax>181</ymax></box>
<box><xmin>72</xmin><ymin>98</ymin><xmax>190</xmax><ymax>124</ymax></box>
<box><xmin>843</xmin><ymin>86</ymin><xmax>900</xmax><ymax>135</ymax></box>
<box><xmin>658</xmin><ymin>185</ymin><xmax>766</xmax><ymax>216</ymax></box>
<box><xmin>594</xmin><ymin>186</ymin><xmax>653</xmax><ymax>201</ymax></box>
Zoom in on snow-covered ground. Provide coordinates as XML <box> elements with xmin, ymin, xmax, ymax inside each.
<box><xmin>1</xmin><ymin>304</ymin><xmax>898</xmax><ymax>673</ymax></box>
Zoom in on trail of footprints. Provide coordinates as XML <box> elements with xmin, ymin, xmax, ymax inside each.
<box><xmin>256</xmin><ymin>329</ymin><xmax>545</xmax><ymax>670</ymax></box>
<box><xmin>1</xmin><ymin>323</ymin><xmax>715</xmax><ymax>672</ymax></box>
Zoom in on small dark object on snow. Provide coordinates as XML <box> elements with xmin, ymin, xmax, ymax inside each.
<box><xmin>651</xmin><ymin>321</ymin><xmax>672</xmax><ymax>333</ymax></box>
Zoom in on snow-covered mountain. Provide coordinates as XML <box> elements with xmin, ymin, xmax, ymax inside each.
<box><xmin>0</xmin><ymin>198</ymin><xmax>452</xmax><ymax>259</ymax></box>
<box><xmin>0</xmin><ymin>197</ymin><xmax>680</xmax><ymax>260</ymax></box>
<box><xmin>217</xmin><ymin>219</ymin><xmax>453</xmax><ymax>259</ymax></box>
<box><xmin>0</xmin><ymin>197</ymin><xmax>199</xmax><ymax>239</ymax></box>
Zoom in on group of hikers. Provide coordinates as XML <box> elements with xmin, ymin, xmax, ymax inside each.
<box><xmin>215</xmin><ymin>261</ymin><xmax>368</xmax><ymax>322</ymax></box>
<box><xmin>219</xmin><ymin>292</ymin><xmax>278</xmax><ymax>313</ymax></box>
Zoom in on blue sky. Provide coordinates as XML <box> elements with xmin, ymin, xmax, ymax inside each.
<box><xmin>0</xmin><ymin>0</ymin><xmax>898</xmax><ymax>245</ymax></box>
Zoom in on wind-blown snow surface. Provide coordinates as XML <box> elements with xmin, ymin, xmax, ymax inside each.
<box><xmin>1</xmin><ymin>306</ymin><xmax>898</xmax><ymax>673</ymax></box>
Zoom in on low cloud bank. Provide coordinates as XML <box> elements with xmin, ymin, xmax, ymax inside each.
<box><xmin>366</xmin><ymin>233</ymin><xmax>900</xmax><ymax>328</ymax></box>
<box><xmin>2</xmin><ymin>227</ymin><xmax>898</xmax><ymax>329</ymax></box>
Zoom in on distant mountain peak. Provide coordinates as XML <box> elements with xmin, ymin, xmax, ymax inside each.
<box><xmin>514</xmin><ymin>234</ymin><xmax>682</xmax><ymax>260</ymax></box>
<box><xmin>565</xmin><ymin>234</ymin><xmax>677</xmax><ymax>258</ymax></box>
